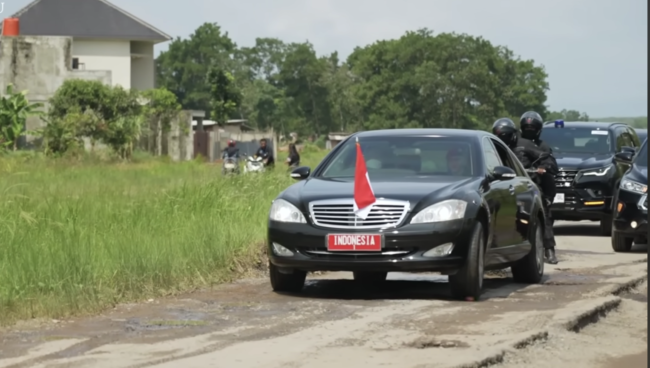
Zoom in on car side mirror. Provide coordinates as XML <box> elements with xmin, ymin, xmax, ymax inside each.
<box><xmin>615</xmin><ymin>151</ymin><xmax>634</xmax><ymax>162</ymax></box>
<box><xmin>621</xmin><ymin>146</ymin><xmax>635</xmax><ymax>154</ymax></box>
<box><xmin>290</xmin><ymin>166</ymin><xmax>311</xmax><ymax>180</ymax></box>
<box><xmin>491</xmin><ymin>166</ymin><xmax>516</xmax><ymax>182</ymax></box>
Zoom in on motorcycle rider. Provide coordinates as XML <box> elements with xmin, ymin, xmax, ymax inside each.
<box><xmin>222</xmin><ymin>139</ymin><xmax>239</xmax><ymax>160</ymax></box>
<box><xmin>518</xmin><ymin>111</ymin><xmax>559</xmax><ymax>264</ymax></box>
<box><xmin>256</xmin><ymin>138</ymin><xmax>275</xmax><ymax>167</ymax></box>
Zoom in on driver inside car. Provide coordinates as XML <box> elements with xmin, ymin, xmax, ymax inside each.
<box><xmin>447</xmin><ymin>147</ymin><xmax>470</xmax><ymax>176</ymax></box>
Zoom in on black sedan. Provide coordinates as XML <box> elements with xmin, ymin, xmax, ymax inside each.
<box><xmin>612</xmin><ymin>138</ymin><xmax>648</xmax><ymax>251</ymax></box>
<box><xmin>267</xmin><ymin>129</ymin><xmax>547</xmax><ymax>301</ymax></box>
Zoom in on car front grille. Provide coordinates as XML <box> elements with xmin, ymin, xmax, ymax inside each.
<box><xmin>555</xmin><ymin>170</ymin><xmax>578</xmax><ymax>188</ymax></box>
<box><xmin>309</xmin><ymin>198</ymin><xmax>410</xmax><ymax>229</ymax></box>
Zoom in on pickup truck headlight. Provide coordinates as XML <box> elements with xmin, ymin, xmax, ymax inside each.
<box><xmin>620</xmin><ymin>179</ymin><xmax>647</xmax><ymax>194</ymax></box>
<box><xmin>581</xmin><ymin>166</ymin><xmax>612</xmax><ymax>177</ymax></box>
<box><xmin>411</xmin><ymin>200</ymin><xmax>467</xmax><ymax>224</ymax></box>
<box><xmin>269</xmin><ymin>199</ymin><xmax>306</xmax><ymax>223</ymax></box>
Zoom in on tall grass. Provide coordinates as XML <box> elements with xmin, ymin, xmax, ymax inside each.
<box><xmin>0</xmin><ymin>150</ymin><xmax>326</xmax><ymax>325</ymax></box>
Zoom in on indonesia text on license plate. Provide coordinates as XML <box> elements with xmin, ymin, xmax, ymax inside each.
<box><xmin>553</xmin><ymin>193</ymin><xmax>565</xmax><ymax>204</ymax></box>
<box><xmin>327</xmin><ymin>234</ymin><xmax>382</xmax><ymax>251</ymax></box>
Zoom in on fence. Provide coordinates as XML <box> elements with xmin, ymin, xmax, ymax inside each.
<box><xmin>211</xmin><ymin>129</ymin><xmax>277</xmax><ymax>161</ymax></box>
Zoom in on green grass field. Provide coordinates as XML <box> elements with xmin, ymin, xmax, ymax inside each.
<box><xmin>0</xmin><ymin>149</ymin><xmax>327</xmax><ymax>325</ymax></box>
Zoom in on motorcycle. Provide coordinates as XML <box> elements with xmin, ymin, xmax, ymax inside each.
<box><xmin>243</xmin><ymin>154</ymin><xmax>266</xmax><ymax>174</ymax></box>
<box><xmin>222</xmin><ymin>156</ymin><xmax>240</xmax><ymax>175</ymax></box>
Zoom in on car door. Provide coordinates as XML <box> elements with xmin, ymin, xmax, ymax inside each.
<box><xmin>481</xmin><ymin>138</ymin><xmax>518</xmax><ymax>252</ymax></box>
<box><xmin>490</xmin><ymin>138</ymin><xmax>534</xmax><ymax>247</ymax></box>
<box><xmin>495</xmin><ymin>139</ymin><xmax>541</xmax><ymax>245</ymax></box>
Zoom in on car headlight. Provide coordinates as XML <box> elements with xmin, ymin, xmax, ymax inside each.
<box><xmin>581</xmin><ymin>166</ymin><xmax>612</xmax><ymax>177</ymax></box>
<box><xmin>410</xmin><ymin>200</ymin><xmax>467</xmax><ymax>224</ymax></box>
<box><xmin>269</xmin><ymin>199</ymin><xmax>306</xmax><ymax>223</ymax></box>
<box><xmin>620</xmin><ymin>179</ymin><xmax>647</xmax><ymax>194</ymax></box>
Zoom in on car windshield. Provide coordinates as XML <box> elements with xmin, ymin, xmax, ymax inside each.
<box><xmin>320</xmin><ymin>136</ymin><xmax>476</xmax><ymax>178</ymax></box>
<box><xmin>541</xmin><ymin>127</ymin><xmax>612</xmax><ymax>154</ymax></box>
<box><xmin>635</xmin><ymin>141</ymin><xmax>647</xmax><ymax>167</ymax></box>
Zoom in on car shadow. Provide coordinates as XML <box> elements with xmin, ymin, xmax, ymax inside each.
<box><xmin>553</xmin><ymin>223</ymin><xmax>604</xmax><ymax>237</ymax></box>
<box><xmin>278</xmin><ymin>273</ymin><xmax>533</xmax><ymax>302</ymax></box>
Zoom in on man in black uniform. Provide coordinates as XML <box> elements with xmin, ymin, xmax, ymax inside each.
<box><xmin>256</xmin><ymin>138</ymin><xmax>275</xmax><ymax>167</ymax></box>
<box><xmin>518</xmin><ymin>111</ymin><xmax>559</xmax><ymax>264</ymax></box>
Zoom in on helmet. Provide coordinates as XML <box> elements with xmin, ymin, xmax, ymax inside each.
<box><xmin>519</xmin><ymin>111</ymin><xmax>544</xmax><ymax>141</ymax></box>
<box><xmin>492</xmin><ymin>118</ymin><xmax>518</xmax><ymax>147</ymax></box>
<box><xmin>227</xmin><ymin>139</ymin><xmax>236</xmax><ymax>147</ymax></box>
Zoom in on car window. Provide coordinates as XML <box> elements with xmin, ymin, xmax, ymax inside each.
<box><xmin>482</xmin><ymin>138</ymin><xmax>502</xmax><ymax>173</ymax></box>
<box><xmin>615</xmin><ymin>127</ymin><xmax>634</xmax><ymax>150</ymax></box>
<box><xmin>541</xmin><ymin>127</ymin><xmax>612</xmax><ymax>154</ymax></box>
<box><xmin>491</xmin><ymin>138</ymin><xmax>526</xmax><ymax>177</ymax></box>
<box><xmin>320</xmin><ymin>136</ymin><xmax>476</xmax><ymax>178</ymax></box>
<box><xmin>635</xmin><ymin>141</ymin><xmax>647</xmax><ymax>167</ymax></box>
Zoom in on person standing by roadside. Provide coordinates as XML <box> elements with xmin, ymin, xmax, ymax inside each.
<box><xmin>286</xmin><ymin>144</ymin><xmax>300</xmax><ymax>168</ymax></box>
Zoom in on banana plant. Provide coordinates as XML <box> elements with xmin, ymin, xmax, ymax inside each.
<box><xmin>0</xmin><ymin>84</ymin><xmax>44</xmax><ymax>151</ymax></box>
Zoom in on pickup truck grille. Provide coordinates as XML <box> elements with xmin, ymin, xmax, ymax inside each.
<box><xmin>309</xmin><ymin>198</ymin><xmax>410</xmax><ymax>229</ymax></box>
<box><xmin>555</xmin><ymin>170</ymin><xmax>578</xmax><ymax>188</ymax></box>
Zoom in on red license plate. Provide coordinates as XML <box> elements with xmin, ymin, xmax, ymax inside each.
<box><xmin>327</xmin><ymin>234</ymin><xmax>383</xmax><ymax>251</ymax></box>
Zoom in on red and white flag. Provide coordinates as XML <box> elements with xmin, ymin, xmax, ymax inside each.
<box><xmin>353</xmin><ymin>137</ymin><xmax>376</xmax><ymax>220</ymax></box>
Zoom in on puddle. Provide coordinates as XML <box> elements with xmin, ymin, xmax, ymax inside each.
<box><xmin>543</xmin><ymin>273</ymin><xmax>610</xmax><ymax>285</ymax></box>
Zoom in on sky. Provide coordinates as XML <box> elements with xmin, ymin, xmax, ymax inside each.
<box><xmin>2</xmin><ymin>0</ymin><xmax>647</xmax><ymax>118</ymax></box>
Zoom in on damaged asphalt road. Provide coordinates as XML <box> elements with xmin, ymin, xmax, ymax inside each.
<box><xmin>0</xmin><ymin>221</ymin><xmax>647</xmax><ymax>368</ymax></box>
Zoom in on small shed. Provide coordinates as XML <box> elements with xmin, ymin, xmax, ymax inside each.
<box><xmin>326</xmin><ymin>132</ymin><xmax>351</xmax><ymax>150</ymax></box>
<box><xmin>223</xmin><ymin>119</ymin><xmax>254</xmax><ymax>134</ymax></box>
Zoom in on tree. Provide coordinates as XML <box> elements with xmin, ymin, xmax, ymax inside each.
<box><xmin>155</xmin><ymin>23</ymin><xmax>561</xmax><ymax>137</ymax></box>
<box><xmin>547</xmin><ymin>109</ymin><xmax>590</xmax><ymax>122</ymax></box>
<box><xmin>156</xmin><ymin>22</ymin><xmax>237</xmax><ymax>117</ymax></box>
<box><xmin>207</xmin><ymin>66</ymin><xmax>242</xmax><ymax>124</ymax></box>
<box><xmin>0</xmin><ymin>84</ymin><xmax>43</xmax><ymax>151</ymax></box>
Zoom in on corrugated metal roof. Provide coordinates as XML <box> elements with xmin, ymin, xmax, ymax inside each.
<box><xmin>0</xmin><ymin>0</ymin><xmax>171</xmax><ymax>42</ymax></box>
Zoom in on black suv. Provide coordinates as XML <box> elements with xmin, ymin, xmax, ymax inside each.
<box><xmin>611</xmin><ymin>138</ymin><xmax>647</xmax><ymax>251</ymax></box>
<box><xmin>540</xmin><ymin>121</ymin><xmax>642</xmax><ymax>235</ymax></box>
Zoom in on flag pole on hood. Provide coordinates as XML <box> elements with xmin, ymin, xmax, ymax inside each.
<box><xmin>353</xmin><ymin>136</ymin><xmax>376</xmax><ymax>220</ymax></box>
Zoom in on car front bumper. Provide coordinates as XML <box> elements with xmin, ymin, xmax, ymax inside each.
<box><xmin>550</xmin><ymin>178</ymin><xmax>615</xmax><ymax>221</ymax></box>
<box><xmin>613</xmin><ymin>191</ymin><xmax>648</xmax><ymax>239</ymax></box>
<box><xmin>267</xmin><ymin>219</ymin><xmax>474</xmax><ymax>273</ymax></box>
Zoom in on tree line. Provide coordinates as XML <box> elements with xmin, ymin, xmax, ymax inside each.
<box><xmin>155</xmin><ymin>23</ymin><xmax>591</xmax><ymax>138</ymax></box>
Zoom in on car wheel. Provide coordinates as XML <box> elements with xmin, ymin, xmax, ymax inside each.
<box><xmin>353</xmin><ymin>271</ymin><xmax>388</xmax><ymax>283</ymax></box>
<box><xmin>269</xmin><ymin>263</ymin><xmax>307</xmax><ymax>292</ymax></box>
<box><xmin>511</xmin><ymin>216</ymin><xmax>544</xmax><ymax>283</ymax></box>
<box><xmin>611</xmin><ymin>230</ymin><xmax>634</xmax><ymax>252</ymax></box>
<box><xmin>600</xmin><ymin>214</ymin><xmax>612</xmax><ymax>236</ymax></box>
<box><xmin>449</xmin><ymin>221</ymin><xmax>484</xmax><ymax>301</ymax></box>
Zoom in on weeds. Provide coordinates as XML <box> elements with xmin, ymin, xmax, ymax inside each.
<box><xmin>0</xmin><ymin>150</ymin><xmax>325</xmax><ymax>325</ymax></box>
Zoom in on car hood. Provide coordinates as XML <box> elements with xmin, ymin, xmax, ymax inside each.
<box><xmin>625</xmin><ymin>165</ymin><xmax>648</xmax><ymax>183</ymax></box>
<box><xmin>554</xmin><ymin>152</ymin><xmax>612</xmax><ymax>171</ymax></box>
<box><xmin>296</xmin><ymin>176</ymin><xmax>476</xmax><ymax>209</ymax></box>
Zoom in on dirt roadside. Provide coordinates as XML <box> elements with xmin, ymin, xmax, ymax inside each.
<box><xmin>0</xmin><ymin>221</ymin><xmax>647</xmax><ymax>368</ymax></box>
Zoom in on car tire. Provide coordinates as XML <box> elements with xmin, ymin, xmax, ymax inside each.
<box><xmin>511</xmin><ymin>216</ymin><xmax>544</xmax><ymax>284</ymax></box>
<box><xmin>611</xmin><ymin>230</ymin><xmax>634</xmax><ymax>252</ymax></box>
<box><xmin>449</xmin><ymin>221</ymin><xmax>485</xmax><ymax>301</ymax></box>
<box><xmin>269</xmin><ymin>263</ymin><xmax>307</xmax><ymax>293</ymax></box>
<box><xmin>353</xmin><ymin>271</ymin><xmax>388</xmax><ymax>283</ymax></box>
<box><xmin>600</xmin><ymin>215</ymin><xmax>612</xmax><ymax>236</ymax></box>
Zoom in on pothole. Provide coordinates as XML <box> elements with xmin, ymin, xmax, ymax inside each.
<box><xmin>405</xmin><ymin>336</ymin><xmax>470</xmax><ymax>349</ymax></box>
